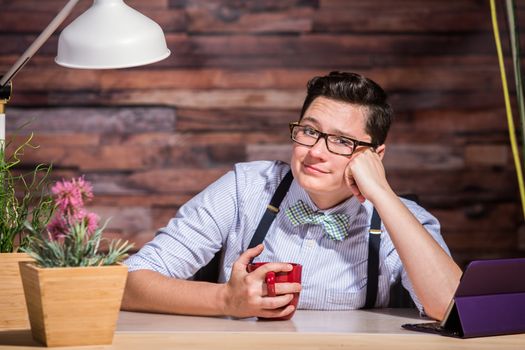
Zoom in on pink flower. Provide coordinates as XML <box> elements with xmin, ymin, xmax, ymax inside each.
<box><xmin>51</xmin><ymin>176</ymin><xmax>94</xmax><ymax>215</ymax></box>
<box><xmin>47</xmin><ymin>176</ymin><xmax>100</xmax><ymax>239</ymax></box>
<box><xmin>75</xmin><ymin>177</ymin><xmax>94</xmax><ymax>202</ymax></box>
<box><xmin>52</xmin><ymin>179</ymin><xmax>82</xmax><ymax>213</ymax></box>
<box><xmin>84</xmin><ymin>212</ymin><xmax>100</xmax><ymax>236</ymax></box>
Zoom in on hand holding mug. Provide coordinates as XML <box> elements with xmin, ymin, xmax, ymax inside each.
<box><xmin>222</xmin><ymin>244</ymin><xmax>301</xmax><ymax>319</ymax></box>
<box><xmin>247</xmin><ymin>261</ymin><xmax>302</xmax><ymax>320</ymax></box>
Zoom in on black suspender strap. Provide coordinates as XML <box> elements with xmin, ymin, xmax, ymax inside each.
<box><xmin>363</xmin><ymin>207</ymin><xmax>382</xmax><ymax>309</ymax></box>
<box><xmin>248</xmin><ymin>170</ymin><xmax>294</xmax><ymax>249</ymax></box>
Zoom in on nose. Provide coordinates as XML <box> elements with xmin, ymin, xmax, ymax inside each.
<box><xmin>308</xmin><ymin>135</ymin><xmax>330</xmax><ymax>157</ymax></box>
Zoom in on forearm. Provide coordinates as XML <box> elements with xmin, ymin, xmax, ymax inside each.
<box><xmin>121</xmin><ymin>269</ymin><xmax>227</xmax><ymax>316</ymax></box>
<box><xmin>371</xmin><ymin>188</ymin><xmax>462</xmax><ymax>320</ymax></box>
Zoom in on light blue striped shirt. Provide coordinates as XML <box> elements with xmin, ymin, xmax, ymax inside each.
<box><xmin>125</xmin><ymin>160</ymin><xmax>450</xmax><ymax>311</ymax></box>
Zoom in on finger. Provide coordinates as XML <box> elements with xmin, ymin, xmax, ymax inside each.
<box><xmin>236</xmin><ymin>244</ymin><xmax>264</xmax><ymax>266</ymax></box>
<box><xmin>348</xmin><ymin>181</ymin><xmax>365</xmax><ymax>203</ymax></box>
<box><xmin>351</xmin><ymin>184</ymin><xmax>365</xmax><ymax>201</ymax></box>
<box><xmin>257</xmin><ymin>304</ymin><xmax>296</xmax><ymax>319</ymax></box>
<box><xmin>273</xmin><ymin>282</ymin><xmax>302</xmax><ymax>295</ymax></box>
<box><xmin>344</xmin><ymin>161</ymin><xmax>359</xmax><ymax>185</ymax></box>
<box><xmin>250</xmin><ymin>262</ymin><xmax>293</xmax><ymax>279</ymax></box>
<box><xmin>344</xmin><ymin>163</ymin><xmax>353</xmax><ymax>179</ymax></box>
<box><xmin>261</xmin><ymin>282</ymin><xmax>301</xmax><ymax>297</ymax></box>
<box><xmin>260</xmin><ymin>293</ymin><xmax>295</xmax><ymax>310</ymax></box>
<box><xmin>349</xmin><ymin>183</ymin><xmax>360</xmax><ymax>197</ymax></box>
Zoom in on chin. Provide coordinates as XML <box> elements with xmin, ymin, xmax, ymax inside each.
<box><xmin>296</xmin><ymin>174</ymin><xmax>334</xmax><ymax>194</ymax></box>
<box><xmin>295</xmin><ymin>171</ymin><xmax>351</xmax><ymax>202</ymax></box>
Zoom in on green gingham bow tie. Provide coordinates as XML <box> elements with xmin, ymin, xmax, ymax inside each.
<box><xmin>285</xmin><ymin>200</ymin><xmax>350</xmax><ymax>241</ymax></box>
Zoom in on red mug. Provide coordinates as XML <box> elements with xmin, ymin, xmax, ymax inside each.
<box><xmin>246</xmin><ymin>262</ymin><xmax>302</xmax><ymax>320</ymax></box>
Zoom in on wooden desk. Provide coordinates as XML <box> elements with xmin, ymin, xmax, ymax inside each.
<box><xmin>0</xmin><ymin>309</ymin><xmax>523</xmax><ymax>349</ymax></box>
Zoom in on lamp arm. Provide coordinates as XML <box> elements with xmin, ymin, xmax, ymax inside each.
<box><xmin>0</xmin><ymin>0</ymin><xmax>81</xmax><ymax>88</ymax></box>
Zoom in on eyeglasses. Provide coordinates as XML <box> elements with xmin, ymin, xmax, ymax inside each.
<box><xmin>289</xmin><ymin>122</ymin><xmax>377</xmax><ymax>156</ymax></box>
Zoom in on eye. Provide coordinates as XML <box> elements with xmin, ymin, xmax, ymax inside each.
<box><xmin>302</xmin><ymin>126</ymin><xmax>318</xmax><ymax>137</ymax></box>
<box><xmin>332</xmin><ymin>136</ymin><xmax>353</xmax><ymax>146</ymax></box>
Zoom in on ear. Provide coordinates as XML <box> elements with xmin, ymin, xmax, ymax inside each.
<box><xmin>375</xmin><ymin>144</ymin><xmax>386</xmax><ymax>160</ymax></box>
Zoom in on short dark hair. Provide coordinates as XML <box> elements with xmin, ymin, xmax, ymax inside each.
<box><xmin>300</xmin><ymin>71</ymin><xmax>393</xmax><ymax>145</ymax></box>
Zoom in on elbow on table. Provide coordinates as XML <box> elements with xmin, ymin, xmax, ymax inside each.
<box><xmin>419</xmin><ymin>267</ymin><xmax>462</xmax><ymax>321</ymax></box>
<box><xmin>420</xmin><ymin>286</ymin><xmax>457</xmax><ymax>321</ymax></box>
<box><xmin>422</xmin><ymin>300</ymin><xmax>449</xmax><ymax>321</ymax></box>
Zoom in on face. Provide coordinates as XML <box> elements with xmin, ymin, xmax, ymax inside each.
<box><xmin>290</xmin><ymin>96</ymin><xmax>376</xmax><ymax>209</ymax></box>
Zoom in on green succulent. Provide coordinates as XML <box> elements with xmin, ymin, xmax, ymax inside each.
<box><xmin>23</xmin><ymin>219</ymin><xmax>133</xmax><ymax>268</ymax></box>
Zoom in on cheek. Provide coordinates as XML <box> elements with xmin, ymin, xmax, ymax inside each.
<box><xmin>291</xmin><ymin>144</ymin><xmax>306</xmax><ymax>162</ymax></box>
<box><xmin>332</xmin><ymin>158</ymin><xmax>351</xmax><ymax>181</ymax></box>
<box><xmin>290</xmin><ymin>146</ymin><xmax>301</xmax><ymax>174</ymax></box>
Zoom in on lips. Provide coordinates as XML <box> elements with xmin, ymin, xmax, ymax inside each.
<box><xmin>303</xmin><ymin>163</ymin><xmax>330</xmax><ymax>174</ymax></box>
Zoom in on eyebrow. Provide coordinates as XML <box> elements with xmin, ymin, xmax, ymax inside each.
<box><xmin>301</xmin><ymin>116</ymin><xmax>358</xmax><ymax>139</ymax></box>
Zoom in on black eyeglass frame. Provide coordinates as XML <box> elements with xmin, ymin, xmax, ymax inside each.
<box><xmin>288</xmin><ymin>122</ymin><xmax>377</xmax><ymax>156</ymax></box>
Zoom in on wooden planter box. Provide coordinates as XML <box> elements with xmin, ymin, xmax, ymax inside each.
<box><xmin>0</xmin><ymin>253</ymin><xmax>33</xmax><ymax>330</ymax></box>
<box><xmin>19</xmin><ymin>262</ymin><xmax>128</xmax><ymax>347</ymax></box>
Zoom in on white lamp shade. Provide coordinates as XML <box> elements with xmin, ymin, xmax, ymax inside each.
<box><xmin>56</xmin><ymin>0</ymin><xmax>170</xmax><ymax>69</ymax></box>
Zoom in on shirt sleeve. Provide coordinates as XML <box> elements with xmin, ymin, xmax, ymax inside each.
<box><xmin>383</xmin><ymin>198</ymin><xmax>450</xmax><ymax>314</ymax></box>
<box><xmin>124</xmin><ymin>168</ymin><xmax>239</xmax><ymax>279</ymax></box>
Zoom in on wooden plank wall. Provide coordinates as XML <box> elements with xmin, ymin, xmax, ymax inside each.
<box><xmin>1</xmin><ymin>0</ymin><xmax>524</xmax><ymax>267</ymax></box>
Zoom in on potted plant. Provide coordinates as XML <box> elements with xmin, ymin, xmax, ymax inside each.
<box><xmin>19</xmin><ymin>176</ymin><xmax>133</xmax><ymax>347</ymax></box>
<box><xmin>0</xmin><ymin>134</ymin><xmax>54</xmax><ymax>330</ymax></box>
